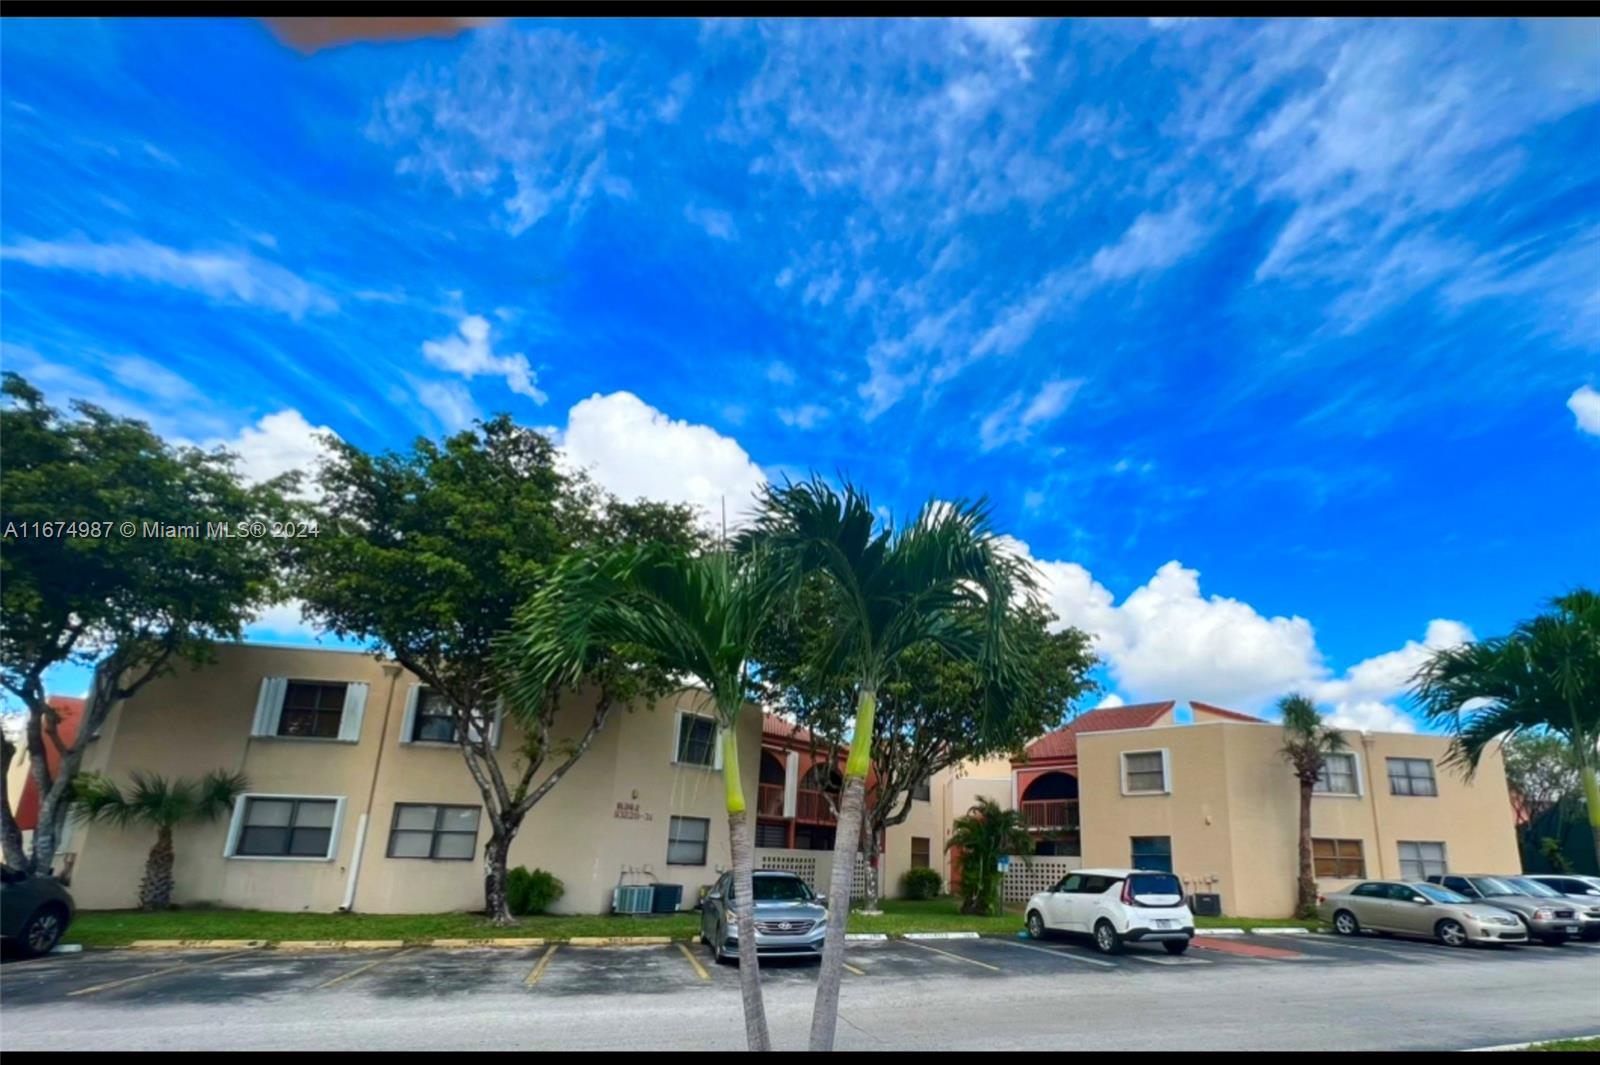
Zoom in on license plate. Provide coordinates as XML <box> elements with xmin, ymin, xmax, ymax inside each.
<box><xmin>1562</xmin><ymin>925</ymin><xmax>1579</xmax><ymax>933</ymax></box>
<box><xmin>1154</xmin><ymin>920</ymin><xmax>1175</xmax><ymax>929</ymax></box>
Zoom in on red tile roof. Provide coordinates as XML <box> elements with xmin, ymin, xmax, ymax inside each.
<box><xmin>1189</xmin><ymin>701</ymin><xmax>1267</xmax><ymax>723</ymax></box>
<box><xmin>1019</xmin><ymin>702</ymin><xmax>1176</xmax><ymax>763</ymax></box>
<box><xmin>762</xmin><ymin>713</ymin><xmax>826</xmax><ymax>750</ymax></box>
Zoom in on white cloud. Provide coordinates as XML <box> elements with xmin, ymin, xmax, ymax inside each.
<box><xmin>0</xmin><ymin>238</ymin><xmax>335</xmax><ymax>318</ymax></box>
<box><xmin>412</xmin><ymin>378</ymin><xmax>481</xmax><ymax>432</ymax></box>
<box><xmin>767</xmin><ymin>360</ymin><xmax>797</xmax><ymax>386</ymax></box>
<box><xmin>1089</xmin><ymin>199</ymin><xmax>1209</xmax><ymax>281</ymax></box>
<box><xmin>1005</xmin><ymin>535</ymin><xmax>1473</xmax><ymax>728</ymax></box>
<box><xmin>1568</xmin><ymin>385</ymin><xmax>1600</xmax><ymax>436</ymax></box>
<box><xmin>776</xmin><ymin>404</ymin><xmax>830</xmax><ymax>430</ymax></box>
<box><xmin>1092</xmin><ymin>693</ymin><xmax>1126</xmax><ymax>710</ymax></box>
<box><xmin>684</xmin><ymin>203</ymin><xmax>738</xmax><ymax>241</ymax></box>
<box><xmin>204</xmin><ymin>410</ymin><xmax>340</xmax><ymax>491</ymax></box>
<box><xmin>958</xmin><ymin>18</ymin><xmax>1038</xmax><ymax>78</ymax></box>
<box><xmin>978</xmin><ymin>378</ymin><xmax>1083</xmax><ymax>451</ymax></box>
<box><xmin>1325</xmin><ymin>700</ymin><xmax>1417</xmax><ymax>734</ymax></box>
<box><xmin>421</xmin><ymin>314</ymin><xmax>546</xmax><ymax>403</ymax></box>
<box><xmin>560</xmin><ymin>391</ymin><xmax>767</xmax><ymax>524</ymax></box>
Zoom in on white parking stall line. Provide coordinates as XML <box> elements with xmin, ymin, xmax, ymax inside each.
<box><xmin>994</xmin><ymin>939</ymin><xmax>1116</xmax><ymax>968</ymax></box>
<box><xmin>1127</xmin><ymin>952</ymin><xmax>1211</xmax><ymax>966</ymax></box>
<box><xmin>1293</xmin><ymin>939</ymin><xmax>1430</xmax><ymax>962</ymax></box>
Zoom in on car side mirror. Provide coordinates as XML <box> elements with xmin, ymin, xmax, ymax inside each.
<box><xmin>1411</xmin><ymin>896</ymin><xmax>1431</xmax><ymax>905</ymax></box>
<box><xmin>816</xmin><ymin>894</ymin><xmax>828</xmax><ymax>907</ymax></box>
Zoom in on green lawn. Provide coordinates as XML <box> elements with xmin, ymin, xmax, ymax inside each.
<box><xmin>65</xmin><ymin>897</ymin><xmax>1315</xmax><ymax>948</ymax></box>
<box><xmin>1524</xmin><ymin>1039</ymin><xmax>1600</xmax><ymax>1053</ymax></box>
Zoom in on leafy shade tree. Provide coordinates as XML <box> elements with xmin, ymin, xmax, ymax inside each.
<box><xmin>947</xmin><ymin>797</ymin><xmax>1033</xmax><ymax>916</ymax></box>
<box><xmin>0</xmin><ymin>373</ymin><xmax>289</xmax><ymax>875</ymax></box>
<box><xmin>748</xmin><ymin>478</ymin><xmax>1030</xmax><ymax>1053</ymax></box>
<box><xmin>1500</xmin><ymin>732</ymin><xmax>1583</xmax><ymax>827</ymax></box>
<box><xmin>501</xmin><ymin>544</ymin><xmax>786</xmax><ymax>1052</ymax></box>
<box><xmin>1413</xmin><ymin>589</ymin><xmax>1600</xmax><ymax>873</ymax></box>
<box><xmin>757</xmin><ymin>595</ymin><xmax>1095</xmax><ymax>911</ymax></box>
<box><xmin>72</xmin><ymin>770</ymin><xmax>246</xmax><ymax>910</ymax></box>
<box><xmin>1277</xmin><ymin>693</ymin><xmax>1347</xmax><ymax>919</ymax></box>
<box><xmin>295</xmin><ymin>416</ymin><xmax>702</xmax><ymax>924</ymax></box>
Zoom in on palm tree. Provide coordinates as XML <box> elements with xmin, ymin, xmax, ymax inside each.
<box><xmin>748</xmin><ymin>478</ymin><xmax>1028</xmax><ymax>1053</ymax></box>
<box><xmin>1412</xmin><ymin>589</ymin><xmax>1600</xmax><ymax>871</ymax></box>
<box><xmin>946</xmin><ymin>797</ymin><xmax>1033</xmax><ymax>917</ymax></box>
<box><xmin>1277</xmin><ymin>693</ymin><xmax>1346</xmax><ymax>919</ymax></box>
<box><xmin>72</xmin><ymin>770</ymin><xmax>246</xmax><ymax>910</ymax></box>
<box><xmin>499</xmin><ymin>543</ymin><xmax>786</xmax><ymax>1053</ymax></box>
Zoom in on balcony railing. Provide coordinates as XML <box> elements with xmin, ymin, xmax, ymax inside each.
<box><xmin>757</xmin><ymin>783</ymin><xmax>785</xmax><ymax>817</ymax></box>
<box><xmin>1021</xmin><ymin>799</ymin><xmax>1078</xmax><ymax>832</ymax></box>
<box><xmin>795</xmin><ymin>788</ymin><xmax>838</xmax><ymax>825</ymax></box>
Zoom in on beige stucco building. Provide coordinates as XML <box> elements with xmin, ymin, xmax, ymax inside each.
<box><xmin>36</xmin><ymin>642</ymin><xmax>1520</xmax><ymax>920</ymax></box>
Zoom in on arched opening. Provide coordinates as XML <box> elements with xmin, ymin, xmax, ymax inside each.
<box><xmin>798</xmin><ymin>762</ymin><xmax>842</xmax><ymax>826</ymax></box>
<box><xmin>757</xmin><ymin>750</ymin><xmax>787</xmax><ymax>818</ymax></box>
<box><xmin>1020</xmin><ymin>771</ymin><xmax>1080</xmax><ymax>856</ymax></box>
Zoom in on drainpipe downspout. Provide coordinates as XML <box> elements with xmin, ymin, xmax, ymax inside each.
<box><xmin>342</xmin><ymin>660</ymin><xmax>403</xmax><ymax>913</ymax></box>
<box><xmin>1361</xmin><ymin>732</ymin><xmax>1384</xmax><ymax>877</ymax></box>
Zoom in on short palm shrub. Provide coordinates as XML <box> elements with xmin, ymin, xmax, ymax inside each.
<box><xmin>901</xmin><ymin>867</ymin><xmax>942</xmax><ymax>901</ymax></box>
<box><xmin>506</xmin><ymin>866</ymin><xmax>564</xmax><ymax>916</ymax></box>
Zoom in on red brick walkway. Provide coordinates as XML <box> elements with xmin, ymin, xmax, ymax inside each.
<box><xmin>1189</xmin><ymin>936</ymin><xmax>1305</xmax><ymax>959</ymax></box>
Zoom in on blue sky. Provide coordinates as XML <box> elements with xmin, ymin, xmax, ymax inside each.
<box><xmin>3</xmin><ymin>18</ymin><xmax>1597</xmax><ymax>729</ymax></box>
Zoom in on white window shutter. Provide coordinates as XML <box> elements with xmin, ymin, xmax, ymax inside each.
<box><xmin>338</xmin><ymin>683</ymin><xmax>369</xmax><ymax>743</ymax></box>
<box><xmin>399</xmin><ymin>685</ymin><xmax>421</xmax><ymax>745</ymax></box>
<box><xmin>489</xmin><ymin>702</ymin><xmax>503</xmax><ymax>749</ymax></box>
<box><xmin>251</xmin><ymin>677</ymin><xmax>287</xmax><ymax>737</ymax></box>
<box><xmin>713</xmin><ymin>725</ymin><xmax>726</xmax><ymax>771</ymax></box>
<box><xmin>328</xmin><ymin>796</ymin><xmax>348</xmax><ymax>860</ymax></box>
<box><xmin>672</xmin><ymin>711</ymin><xmax>685</xmax><ymax>764</ymax></box>
<box><xmin>222</xmin><ymin>795</ymin><xmax>249</xmax><ymax>857</ymax></box>
<box><xmin>783</xmin><ymin>751</ymin><xmax>799</xmax><ymax>818</ymax></box>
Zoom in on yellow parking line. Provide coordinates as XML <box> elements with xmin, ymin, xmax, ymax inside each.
<box><xmin>316</xmin><ymin>947</ymin><xmax>412</xmax><ymax>990</ymax></box>
<box><xmin>68</xmin><ymin>949</ymin><xmax>259</xmax><ymax>997</ymax></box>
<box><xmin>901</xmin><ymin>939</ymin><xmax>1000</xmax><ymax>972</ymax></box>
<box><xmin>843</xmin><ymin>961</ymin><xmax>867</xmax><ymax>976</ymax></box>
<box><xmin>676</xmin><ymin>942</ymin><xmax>711</xmax><ymax>982</ymax></box>
<box><xmin>524</xmin><ymin>943</ymin><xmax>560</xmax><ymax>987</ymax></box>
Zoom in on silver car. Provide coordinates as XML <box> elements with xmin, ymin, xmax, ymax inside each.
<box><xmin>700</xmin><ymin>870</ymin><xmax>828</xmax><ymax>963</ymax></box>
<box><xmin>1428</xmin><ymin>875</ymin><xmax>1581</xmax><ymax>945</ymax></box>
<box><xmin>1507</xmin><ymin>876</ymin><xmax>1600</xmax><ymax>942</ymax></box>
<box><xmin>1320</xmin><ymin>880</ymin><xmax>1528</xmax><ymax>947</ymax></box>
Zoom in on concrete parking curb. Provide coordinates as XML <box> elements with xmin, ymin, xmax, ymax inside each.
<box><xmin>1251</xmin><ymin>927</ymin><xmax>1313</xmax><ymax>935</ymax></box>
<box><xmin>273</xmin><ymin>940</ymin><xmax>406</xmax><ymax>951</ymax></box>
<box><xmin>846</xmin><ymin>933</ymin><xmax>889</xmax><ymax>941</ymax></box>
<box><xmin>1198</xmin><ymin>928</ymin><xmax>1245</xmax><ymax>935</ymax></box>
<box><xmin>903</xmin><ymin>931</ymin><xmax>980</xmax><ymax>940</ymax></box>
<box><xmin>566</xmin><ymin>936</ymin><xmax>674</xmax><ymax>947</ymax></box>
<box><xmin>430</xmin><ymin>938</ymin><xmax>547</xmax><ymax>949</ymax></box>
<box><xmin>128</xmin><ymin>940</ymin><xmax>268</xmax><ymax>950</ymax></box>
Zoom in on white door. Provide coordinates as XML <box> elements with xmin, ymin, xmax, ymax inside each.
<box><xmin>1045</xmin><ymin>874</ymin><xmax>1081</xmax><ymax>929</ymax></box>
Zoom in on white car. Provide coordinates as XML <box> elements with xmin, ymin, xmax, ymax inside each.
<box><xmin>1025</xmin><ymin>868</ymin><xmax>1195</xmax><ymax>955</ymax></box>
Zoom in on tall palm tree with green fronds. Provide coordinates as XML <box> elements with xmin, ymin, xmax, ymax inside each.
<box><xmin>747</xmin><ymin>477</ymin><xmax>1029</xmax><ymax>1053</ymax></box>
<box><xmin>72</xmin><ymin>770</ymin><xmax>247</xmax><ymax>910</ymax></box>
<box><xmin>498</xmin><ymin>543</ymin><xmax>787</xmax><ymax>1053</ymax></box>
<box><xmin>1278</xmin><ymin>693</ymin><xmax>1346</xmax><ymax>919</ymax></box>
<box><xmin>947</xmin><ymin>797</ymin><xmax>1033</xmax><ymax>917</ymax></box>
<box><xmin>1412</xmin><ymin>589</ymin><xmax>1600</xmax><ymax>871</ymax></box>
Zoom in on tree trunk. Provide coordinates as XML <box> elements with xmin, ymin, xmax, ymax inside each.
<box><xmin>1296</xmin><ymin>777</ymin><xmax>1316</xmax><ymax>918</ymax></box>
<box><xmin>483</xmin><ymin>831</ymin><xmax>514</xmax><ymax>926</ymax></box>
<box><xmin>0</xmin><ymin>738</ymin><xmax>27</xmax><ymax>871</ymax></box>
<box><xmin>1583</xmin><ymin>764</ymin><xmax>1600</xmax><ymax>879</ymax></box>
<box><xmin>140</xmin><ymin>826</ymin><xmax>176</xmax><ymax>910</ymax></box>
<box><xmin>29</xmin><ymin>790</ymin><xmax>61</xmax><ymax>878</ymax></box>
<box><xmin>809</xmin><ymin>686</ymin><xmax>877</xmax><ymax>1053</ymax></box>
<box><xmin>722</xmin><ymin>728</ymin><xmax>770</xmax><ymax>1052</ymax></box>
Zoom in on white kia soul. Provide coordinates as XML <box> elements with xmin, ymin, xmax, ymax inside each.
<box><xmin>1025</xmin><ymin>868</ymin><xmax>1196</xmax><ymax>955</ymax></box>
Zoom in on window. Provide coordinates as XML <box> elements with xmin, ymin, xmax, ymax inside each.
<box><xmin>1351</xmin><ymin>882</ymin><xmax>1387</xmax><ymax>898</ymax></box>
<box><xmin>1312</xmin><ymin>838</ymin><xmax>1366</xmax><ymax>878</ymax></box>
<box><xmin>278</xmin><ymin>681</ymin><xmax>348</xmax><ymax>739</ymax></box>
<box><xmin>387</xmin><ymin>803</ymin><xmax>480</xmax><ymax>861</ymax></box>
<box><xmin>912</xmin><ymin>776</ymin><xmax>931</xmax><ymax>802</ymax></box>
<box><xmin>910</xmin><ymin>837</ymin><xmax>931</xmax><ymax>870</ymax></box>
<box><xmin>1397</xmin><ymin>840</ymin><xmax>1447</xmax><ymax>880</ymax></box>
<box><xmin>667</xmin><ymin>816</ymin><xmax>710</xmax><ymax>865</ymax></box>
<box><xmin>674</xmin><ymin>714</ymin><xmax>718</xmax><ymax>768</ymax></box>
<box><xmin>1387</xmin><ymin>757</ymin><xmax>1438</xmax><ymax>797</ymax></box>
<box><xmin>755</xmin><ymin>822</ymin><xmax>788</xmax><ymax>848</ymax></box>
<box><xmin>1131</xmin><ymin>835</ymin><xmax>1173</xmax><ymax>873</ymax></box>
<box><xmin>411</xmin><ymin>690</ymin><xmax>459</xmax><ymax>743</ymax></box>
<box><xmin>1121</xmin><ymin>750</ymin><xmax>1169</xmax><ymax>794</ymax></box>
<box><xmin>1314</xmin><ymin>753</ymin><xmax>1360</xmax><ymax>795</ymax></box>
<box><xmin>229</xmin><ymin>796</ymin><xmax>340</xmax><ymax>859</ymax></box>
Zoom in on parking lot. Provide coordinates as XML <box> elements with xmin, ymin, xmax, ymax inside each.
<box><xmin>3</xmin><ymin>932</ymin><xmax>1599</xmax><ymax>1050</ymax></box>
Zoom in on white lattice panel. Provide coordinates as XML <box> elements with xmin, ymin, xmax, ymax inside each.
<box><xmin>1002</xmin><ymin>857</ymin><xmax>1082</xmax><ymax>903</ymax></box>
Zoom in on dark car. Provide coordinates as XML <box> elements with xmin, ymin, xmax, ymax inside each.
<box><xmin>0</xmin><ymin>866</ymin><xmax>75</xmax><ymax>957</ymax></box>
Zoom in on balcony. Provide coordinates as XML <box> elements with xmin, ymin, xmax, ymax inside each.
<box><xmin>795</xmin><ymin>788</ymin><xmax>838</xmax><ymax>825</ymax></box>
<box><xmin>757</xmin><ymin>783</ymin><xmax>785</xmax><ymax>817</ymax></box>
<box><xmin>1021</xmin><ymin>799</ymin><xmax>1078</xmax><ymax>833</ymax></box>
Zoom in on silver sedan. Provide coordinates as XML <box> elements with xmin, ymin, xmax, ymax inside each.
<box><xmin>699</xmin><ymin>869</ymin><xmax>829</xmax><ymax>963</ymax></box>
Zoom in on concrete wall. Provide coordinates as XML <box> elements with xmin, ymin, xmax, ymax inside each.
<box><xmin>1078</xmin><ymin>721</ymin><xmax>1522</xmax><ymax>917</ymax></box>
<box><xmin>65</xmin><ymin>643</ymin><xmax>760</xmax><ymax>915</ymax></box>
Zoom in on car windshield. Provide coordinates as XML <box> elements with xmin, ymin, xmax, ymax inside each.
<box><xmin>1506</xmin><ymin>877</ymin><xmax>1563</xmax><ymax>898</ymax></box>
<box><xmin>1469</xmin><ymin>877</ymin><xmax>1524</xmax><ymax>897</ymax></box>
<box><xmin>1414</xmin><ymin>883</ymin><xmax>1469</xmax><ymax>904</ymax></box>
<box><xmin>749</xmin><ymin>876</ymin><xmax>813</xmax><ymax>902</ymax></box>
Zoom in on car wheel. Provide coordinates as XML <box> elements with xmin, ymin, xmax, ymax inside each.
<box><xmin>1332</xmin><ymin>910</ymin><xmax>1361</xmax><ymax>937</ymax></box>
<box><xmin>1093</xmin><ymin>920</ymin><xmax>1123</xmax><ymax>955</ymax></box>
<box><xmin>1435</xmin><ymin>919</ymin><xmax>1469</xmax><ymax>948</ymax></box>
<box><xmin>1026</xmin><ymin>911</ymin><xmax>1047</xmax><ymax>940</ymax></box>
<box><xmin>1162</xmin><ymin>939</ymin><xmax>1190</xmax><ymax>956</ymax></box>
<box><xmin>20</xmin><ymin>903</ymin><xmax>67</xmax><ymax>958</ymax></box>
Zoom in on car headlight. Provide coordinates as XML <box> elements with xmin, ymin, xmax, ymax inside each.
<box><xmin>1533</xmin><ymin>909</ymin><xmax>1555</xmax><ymax>920</ymax></box>
<box><xmin>1488</xmin><ymin>915</ymin><xmax>1519</xmax><ymax>926</ymax></box>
